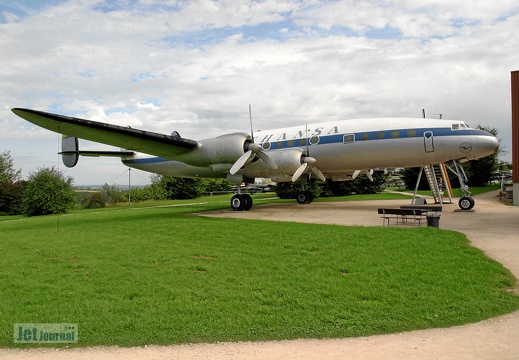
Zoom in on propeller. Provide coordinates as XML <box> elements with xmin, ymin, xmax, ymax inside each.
<box><xmin>292</xmin><ymin>155</ymin><xmax>326</xmax><ymax>182</ymax></box>
<box><xmin>229</xmin><ymin>105</ymin><xmax>278</xmax><ymax>175</ymax></box>
<box><xmin>352</xmin><ymin>169</ymin><xmax>374</xmax><ymax>181</ymax></box>
<box><xmin>291</xmin><ymin>124</ymin><xmax>326</xmax><ymax>182</ymax></box>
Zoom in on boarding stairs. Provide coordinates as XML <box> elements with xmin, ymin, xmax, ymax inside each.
<box><xmin>424</xmin><ymin>164</ymin><xmax>453</xmax><ymax>204</ymax></box>
<box><xmin>413</xmin><ymin>163</ymin><xmax>453</xmax><ymax>206</ymax></box>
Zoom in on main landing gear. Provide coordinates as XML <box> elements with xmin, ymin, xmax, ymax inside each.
<box><xmin>296</xmin><ymin>190</ymin><xmax>314</xmax><ymax>204</ymax></box>
<box><xmin>231</xmin><ymin>193</ymin><xmax>253</xmax><ymax>211</ymax></box>
<box><xmin>230</xmin><ymin>182</ymin><xmax>315</xmax><ymax>211</ymax></box>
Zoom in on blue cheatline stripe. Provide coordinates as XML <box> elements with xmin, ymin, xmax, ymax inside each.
<box><xmin>264</xmin><ymin>127</ymin><xmax>486</xmax><ymax>150</ymax></box>
<box><xmin>122</xmin><ymin>127</ymin><xmax>488</xmax><ymax>164</ymax></box>
<box><xmin>122</xmin><ymin>157</ymin><xmax>166</xmax><ymax>165</ymax></box>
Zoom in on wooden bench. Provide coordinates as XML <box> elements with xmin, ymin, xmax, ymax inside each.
<box><xmin>378</xmin><ymin>208</ymin><xmax>425</xmax><ymax>226</ymax></box>
<box><xmin>400</xmin><ymin>205</ymin><xmax>443</xmax><ymax>214</ymax></box>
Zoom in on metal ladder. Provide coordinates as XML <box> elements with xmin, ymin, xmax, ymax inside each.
<box><xmin>413</xmin><ymin>163</ymin><xmax>453</xmax><ymax>205</ymax></box>
<box><xmin>424</xmin><ymin>165</ymin><xmax>442</xmax><ymax>204</ymax></box>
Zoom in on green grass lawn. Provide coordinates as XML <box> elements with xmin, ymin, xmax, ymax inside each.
<box><xmin>1</xmin><ymin>194</ymin><xmax>518</xmax><ymax>347</ymax></box>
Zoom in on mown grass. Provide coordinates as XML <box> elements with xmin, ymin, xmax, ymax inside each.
<box><xmin>0</xmin><ymin>193</ymin><xmax>518</xmax><ymax>348</ymax></box>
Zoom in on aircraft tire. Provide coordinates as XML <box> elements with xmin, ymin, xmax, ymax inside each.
<box><xmin>459</xmin><ymin>196</ymin><xmax>475</xmax><ymax>210</ymax></box>
<box><xmin>243</xmin><ymin>194</ymin><xmax>253</xmax><ymax>211</ymax></box>
<box><xmin>307</xmin><ymin>191</ymin><xmax>315</xmax><ymax>204</ymax></box>
<box><xmin>296</xmin><ymin>191</ymin><xmax>312</xmax><ymax>204</ymax></box>
<box><xmin>231</xmin><ymin>194</ymin><xmax>246</xmax><ymax>211</ymax></box>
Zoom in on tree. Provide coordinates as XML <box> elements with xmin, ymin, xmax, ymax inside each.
<box><xmin>23</xmin><ymin>166</ymin><xmax>75</xmax><ymax>216</ymax></box>
<box><xmin>401</xmin><ymin>167</ymin><xmax>429</xmax><ymax>190</ymax></box>
<box><xmin>152</xmin><ymin>175</ymin><xmax>205</xmax><ymax>199</ymax></box>
<box><xmin>0</xmin><ymin>151</ymin><xmax>24</xmax><ymax>215</ymax></box>
<box><xmin>275</xmin><ymin>173</ymin><xmax>388</xmax><ymax>199</ymax></box>
<box><xmin>275</xmin><ymin>179</ymin><xmax>323</xmax><ymax>199</ymax></box>
<box><xmin>0</xmin><ymin>151</ymin><xmax>21</xmax><ymax>184</ymax></box>
<box><xmin>0</xmin><ymin>181</ymin><xmax>26</xmax><ymax>215</ymax></box>
<box><xmin>202</xmin><ymin>179</ymin><xmax>234</xmax><ymax>193</ymax></box>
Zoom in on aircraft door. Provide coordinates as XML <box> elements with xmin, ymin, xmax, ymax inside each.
<box><xmin>423</xmin><ymin>131</ymin><xmax>434</xmax><ymax>153</ymax></box>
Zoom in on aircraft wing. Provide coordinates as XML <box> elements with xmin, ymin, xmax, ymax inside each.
<box><xmin>12</xmin><ymin>108</ymin><xmax>199</xmax><ymax>159</ymax></box>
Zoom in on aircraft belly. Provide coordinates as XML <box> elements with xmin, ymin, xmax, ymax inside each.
<box><xmin>311</xmin><ymin>139</ymin><xmax>432</xmax><ymax>171</ymax></box>
<box><xmin>123</xmin><ymin>158</ymin><xmax>224</xmax><ymax>179</ymax></box>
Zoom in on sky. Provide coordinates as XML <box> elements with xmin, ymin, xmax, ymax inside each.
<box><xmin>1</xmin><ymin>0</ymin><xmax>518</xmax><ymax>186</ymax></box>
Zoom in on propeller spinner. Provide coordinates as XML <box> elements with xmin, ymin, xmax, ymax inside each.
<box><xmin>229</xmin><ymin>105</ymin><xmax>278</xmax><ymax>175</ymax></box>
<box><xmin>292</xmin><ymin>155</ymin><xmax>326</xmax><ymax>182</ymax></box>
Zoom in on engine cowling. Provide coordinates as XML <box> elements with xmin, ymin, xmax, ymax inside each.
<box><xmin>242</xmin><ymin>148</ymin><xmax>305</xmax><ymax>181</ymax></box>
<box><xmin>177</xmin><ymin>132</ymin><xmax>249</xmax><ymax>166</ymax></box>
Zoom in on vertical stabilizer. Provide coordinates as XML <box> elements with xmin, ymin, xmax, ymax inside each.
<box><xmin>61</xmin><ymin>135</ymin><xmax>79</xmax><ymax>168</ymax></box>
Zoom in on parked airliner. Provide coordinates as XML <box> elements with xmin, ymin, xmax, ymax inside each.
<box><xmin>12</xmin><ymin>108</ymin><xmax>499</xmax><ymax>211</ymax></box>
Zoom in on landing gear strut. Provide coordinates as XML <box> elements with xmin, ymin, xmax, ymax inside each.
<box><xmin>450</xmin><ymin>159</ymin><xmax>475</xmax><ymax>210</ymax></box>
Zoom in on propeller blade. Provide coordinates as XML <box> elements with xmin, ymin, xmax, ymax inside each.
<box><xmin>230</xmin><ymin>150</ymin><xmax>252</xmax><ymax>175</ymax></box>
<box><xmin>292</xmin><ymin>163</ymin><xmax>308</xmax><ymax>182</ymax></box>
<box><xmin>310</xmin><ymin>166</ymin><xmax>326</xmax><ymax>182</ymax></box>
<box><xmin>365</xmin><ymin>169</ymin><xmax>374</xmax><ymax>181</ymax></box>
<box><xmin>257</xmin><ymin>151</ymin><xmax>278</xmax><ymax>169</ymax></box>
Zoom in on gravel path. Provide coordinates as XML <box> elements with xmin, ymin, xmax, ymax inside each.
<box><xmin>3</xmin><ymin>191</ymin><xmax>518</xmax><ymax>359</ymax></box>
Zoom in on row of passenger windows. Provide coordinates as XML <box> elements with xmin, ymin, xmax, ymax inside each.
<box><xmin>261</xmin><ymin>130</ymin><xmax>420</xmax><ymax>149</ymax></box>
<box><xmin>344</xmin><ymin>130</ymin><xmax>418</xmax><ymax>144</ymax></box>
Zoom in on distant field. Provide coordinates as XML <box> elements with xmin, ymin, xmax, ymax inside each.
<box><xmin>1</xmin><ymin>193</ymin><xmax>518</xmax><ymax>348</ymax></box>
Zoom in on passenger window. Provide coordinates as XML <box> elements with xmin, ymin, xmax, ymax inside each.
<box><xmin>309</xmin><ymin>135</ymin><xmax>320</xmax><ymax>145</ymax></box>
<box><xmin>343</xmin><ymin>134</ymin><xmax>355</xmax><ymax>143</ymax></box>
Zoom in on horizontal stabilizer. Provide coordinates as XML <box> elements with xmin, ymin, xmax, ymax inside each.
<box><xmin>59</xmin><ymin>150</ymin><xmax>135</xmax><ymax>157</ymax></box>
<box><xmin>60</xmin><ymin>135</ymin><xmax>135</xmax><ymax>168</ymax></box>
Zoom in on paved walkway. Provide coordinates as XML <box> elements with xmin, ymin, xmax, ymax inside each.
<box><xmin>3</xmin><ymin>191</ymin><xmax>519</xmax><ymax>359</ymax></box>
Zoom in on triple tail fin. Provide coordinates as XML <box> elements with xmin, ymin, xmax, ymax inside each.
<box><xmin>59</xmin><ymin>135</ymin><xmax>135</xmax><ymax>168</ymax></box>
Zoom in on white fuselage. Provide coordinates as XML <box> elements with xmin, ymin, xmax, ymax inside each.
<box><xmin>121</xmin><ymin>118</ymin><xmax>499</xmax><ymax>182</ymax></box>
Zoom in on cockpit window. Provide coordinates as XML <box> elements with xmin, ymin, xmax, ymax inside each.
<box><xmin>451</xmin><ymin>123</ymin><xmax>471</xmax><ymax>130</ymax></box>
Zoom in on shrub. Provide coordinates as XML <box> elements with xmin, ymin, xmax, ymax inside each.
<box><xmin>23</xmin><ymin>167</ymin><xmax>75</xmax><ymax>216</ymax></box>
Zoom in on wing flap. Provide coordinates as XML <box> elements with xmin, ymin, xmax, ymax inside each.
<box><xmin>12</xmin><ymin>108</ymin><xmax>199</xmax><ymax>159</ymax></box>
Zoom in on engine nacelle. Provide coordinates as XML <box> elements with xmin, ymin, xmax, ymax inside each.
<box><xmin>243</xmin><ymin>148</ymin><xmax>305</xmax><ymax>180</ymax></box>
<box><xmin>178</xmin><ymin>132</ymin><xmax>249</xmax><ymax>166</ymax></box>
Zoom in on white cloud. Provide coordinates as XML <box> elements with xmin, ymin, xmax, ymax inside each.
<box><xmin>1</xmin><ymin>0</ymin><xmax>518</xmax><ymax>184</ymax></box>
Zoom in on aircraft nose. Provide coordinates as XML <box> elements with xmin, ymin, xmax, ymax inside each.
<box><xmin>479</xmin><ymin>132</ymin><xmax>499</xmax><ymax>157</ymax></box>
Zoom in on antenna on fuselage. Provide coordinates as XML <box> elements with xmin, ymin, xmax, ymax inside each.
<box><xmin>249</xmin><ymin>104</ymin><xmax>254</xmax><ymax>142</ymax></box>
<box><xmin>422</xmin><ymin>109</ymin><xmax>426</xmax><ymax>118</ymax></box>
